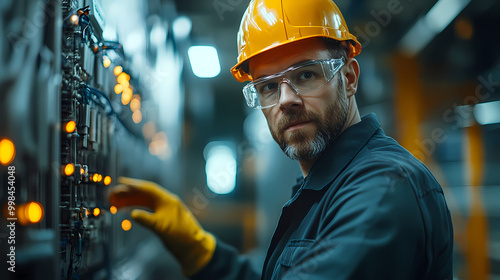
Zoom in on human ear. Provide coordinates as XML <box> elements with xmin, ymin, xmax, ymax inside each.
<box><xmin>343</xmin><ymin>58</ymin><xmax>360</xmax><ymax>98</ymax></box>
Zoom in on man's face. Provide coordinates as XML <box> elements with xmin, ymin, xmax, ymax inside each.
<box><xmin>249</xmin><ymin>39</ymin><xmax>348</xmax><ymax>161</ymax></box>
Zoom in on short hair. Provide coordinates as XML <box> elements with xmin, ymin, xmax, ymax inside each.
<box><xmin>239</xmin><ymin>37</ymin><xmax>351</xmax><ymax>79</ymax></box>
<box><xmin>320</xmin><ymin>37</ymin><xmax>350</xmax><ymax>60</ymax></box>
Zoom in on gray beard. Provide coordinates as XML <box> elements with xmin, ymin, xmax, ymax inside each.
<box><xmin>274</xmin><ymin>78</ymin><xmax>349</xmax><ymax>161</ymax></box>
<box><xmin>283</xmin><ymin>128</ymin><xmax>331</xmax><ymax>161</ymax></box>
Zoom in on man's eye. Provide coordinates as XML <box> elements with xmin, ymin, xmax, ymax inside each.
<box><xmin>260</xmin><ymin>83</ymin><xmax>278</xmax><ymax>93</ymax></box>
<box><xmin>297</xmin><ymin>71</ymin><xmax>316</xmax><ymax>81</ymax></box>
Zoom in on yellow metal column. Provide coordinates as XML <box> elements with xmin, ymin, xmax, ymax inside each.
<box><xmin>464</xmin><ymin>123</ymin><xmax>489</xmax><ymax>280</ymax></box>
<box><xmin>392</xmin><ymin>52</ymin><xmax>490</xmax><ymax>279</ymax></box>
<box><xmin>392</xmin><ymin>53</ymin><xmax>423</xmax><ymax>160</ymax></box>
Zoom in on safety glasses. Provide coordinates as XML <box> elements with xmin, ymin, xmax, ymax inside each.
<box><xmin>242</xmin><ymin>58</ymin><xmax>344</xmax><ymax>109</ymax></box>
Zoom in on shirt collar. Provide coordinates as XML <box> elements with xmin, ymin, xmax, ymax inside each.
<box><xmin>301</xmin><ymin>113</ymin><xmax>381</xmax><ymax>191</ymax></box>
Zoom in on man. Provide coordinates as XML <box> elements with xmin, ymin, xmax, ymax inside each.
<box><xmin>109</xmin><ymin>0</ymin><xmax>454</xmax><ymax>279</ymax></box>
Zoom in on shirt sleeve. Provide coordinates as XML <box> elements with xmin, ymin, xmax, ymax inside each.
<box><xmin>282</xmin><ymin>162</ymin><xmax>434</xmax><ymax>280</ymax></box>
<box><xmin>190</xmin><ymin>238</ymin><xmax>260</xmax><ymax>280</ymax></box>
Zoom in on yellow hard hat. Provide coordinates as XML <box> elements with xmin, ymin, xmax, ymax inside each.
<box><xmin>231</xmin><ymin>0</ymin><xmax>362</xmax><ymax>82</ymax></box>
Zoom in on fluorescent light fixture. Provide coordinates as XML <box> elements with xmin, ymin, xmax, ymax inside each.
<box><xmin>173</xmin><ymin>16</ymin><xmax>192</xmax><ymax>40</ymax></box>
<box><xmin>399</xmin><ymin>0</ymin><xmax>471</xmax><ymax>56</ymax></box>
<box><xmin>188</xmin><ymin>46</ymin><xmax>221</xmax><ymax>78</ymax></box>
<box><xmin>204</xmin><ymin>142</ymin><xmax>236</xmax><ymax>195</ymax></box>
<box><xmin>474</xmin><ymin>101</ymin><xmax>500</xmax><ymax>125</ymax></box>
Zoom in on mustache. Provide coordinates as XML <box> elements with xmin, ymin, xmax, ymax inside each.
<box><xmin>277</xmin><ymin>110</ymin><xmax>319</xmax><ymax>134</ymax></box>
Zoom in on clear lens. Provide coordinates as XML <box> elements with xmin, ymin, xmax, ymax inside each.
<box><xmin>243</xmin><ymin>58</ymin><xmax>344</xmax><ymax>109</ymax></box>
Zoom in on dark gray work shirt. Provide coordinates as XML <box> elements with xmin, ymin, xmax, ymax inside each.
<box><xmin>192</xmin><ymin>113</ymin><xmax>453</xmax><ymax>280</ymax></box>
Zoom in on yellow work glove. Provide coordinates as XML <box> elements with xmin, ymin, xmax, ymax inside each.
<box><xmin>108</xmin><ymin>177</ymin><xmax>216</xmax><ymax>276</ymax></box>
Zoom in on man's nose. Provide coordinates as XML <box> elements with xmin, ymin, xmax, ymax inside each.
<box><xmin>278</xmin><ymin>81</ymin><xmax>303</xmax><ymax>110</ymax></box>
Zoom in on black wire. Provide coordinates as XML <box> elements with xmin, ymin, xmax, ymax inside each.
<box><xmin>81</xmin><ymin>85</ymin><xmax>142</xmax><ymax>138</ymax></box>
<box><xmin>80</xmin><ymin>16</ymin><xmax>92</xmax><ymax>43</ymax></box>
<box><xmin>82</xmin><ymin>85</ymin><xmax>113</xmax><ymax>116</ymax></box>
<box><xmin>66</xmin><ymin>237</ymin><xmax>74</xmax><ymax>280</ymax></box>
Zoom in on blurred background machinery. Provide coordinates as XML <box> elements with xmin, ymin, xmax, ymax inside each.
<box><xmin>1</xmin><ymin>0</ymin><xmax>500</xmax><ymax>279</ymax></box>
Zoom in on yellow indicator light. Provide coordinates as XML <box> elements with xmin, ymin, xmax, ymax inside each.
<box><xmin>0</xmin><ymin>138</ymin><xmax>16</xmax><ymax>166</ymax></box>
<box><xmin>121</xmin><ymin>88</ymin><xmax>133</xmax><ymax>105</ymax></box>
<box><xmin>97</xmin><ymin>174</ymin><xmax>102</xmax><ymax>182</ymax></box>
<box><xmin>70</xmin><ymin>14</ymin><xmax>79</xmax><ymax>26</ymax></box>
<box><xmin>114</xmin><ymin>66</ymin><xmax>123</xmax><ymax>76</ymax></box>
<box><xmin>149</xmin><ymin>132</ymin><xmax>171</xmax><ymax>159</ymax></box>
<box><xmin>104</xmin><ymin>176</ymin><xmax>112</xmax><ymax>186</ymax></box>
<box><xmin>80</xmin><ymin>167</ymin><xmax>85</xmax><ymax>175</ymax></box>
<box><xmin>92</xmin><ymin>173</ymin><xmax>99</xmax><ymax>182</ymax></box>
<box><xmin>93</xmin><ymin>208</ymin><xmax>100</xmax><ymax>217</ymax></box>
<box><xmin>65</xmin><ymin>121</ymin><xmax>76</xmax><ymax>133</ymax></box>
<box><xmin>64</xmin><ymin>163</ymin><xmax>75</xmax><ymax>176</ymax></box>
<box><xmin>114</xmin><ymin>84</ymin><xmax>123</xmax><ymax>94</ymax></box>
<box><xmin>120</xmin><ymin>79</ymin><xmax>130</xmax><ymax>89</ymax></box>
<box><xmin>17</xmin><ymin>202</ymin><xmax>44</xmax><ymax>225</ymax></box>
<box><xmin>121</xmin><ymin>219</ymin><xmax>132</xmax><ymax>231</ymax></box>
<box><xmin>132</xmin><ymin>110</ymin><xmax>142</xmax><ymax>124</ymax></box>
<box><xmin>110</xmin><ymin>206</ymin><xmax>117</xmax><ymax>215</ymax></box>
<box><xmin>28</xmin><ymin>202</ymin><xmax>43</xmax><ymax>223</ymax></box>
<box><xmin>130</xmin><ymin>98</ymin><xmax>141</xmax><ymax>112</ymax></box>
<box><xmin>142</xmin><ymin>122</ymin><xmax>156</xmax><ymax>140</ymax></box>
<box><xmin>117</xmin><ymin>72</ymin><xmax>130</xmax><ymax>84</ymax></box>
<box><xmin>103</xmin><ymin>56</ymin><xmax>111</xmax><ymax>68</ymax></box>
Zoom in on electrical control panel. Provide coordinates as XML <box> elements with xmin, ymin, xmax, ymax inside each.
<box><xmin>59</xmin><ymin>1</ymin><xmax>117</xmax><ymax>278</ymax></box>
<box><xmin>0</xmin><ymin>0</ymin><xmax>175</xmax><ymax>279</ymax></box>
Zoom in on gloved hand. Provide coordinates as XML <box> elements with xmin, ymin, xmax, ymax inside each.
<box><xmin>108</xmin><ymin>177</ymin><xmax>216</xmax><ymax>276</ymax></box>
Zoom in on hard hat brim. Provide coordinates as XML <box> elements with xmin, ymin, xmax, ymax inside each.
<box><xmin>231</xmin><ymin>34</ymin><xmax>361</xmax><ymax>82</ymax></box>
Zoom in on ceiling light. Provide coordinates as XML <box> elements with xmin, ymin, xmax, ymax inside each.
<box><xmin>474</xmin><ymin>101</ymin><xmax>500</xmax><ymax>125</ymax></box>
<box><xmin>399</xmin><ymin>0</ymin><xmax>471</xmax><ymax>56</ymax></box>
<box><xmin>204</xmin><ymin>142</ymin><xmax>236</xmax><ymax>194</ymax></box>
<box><xmin>188</xmin><ymin>46</ymin><xmax>221</xmax><ymax>78</ymax></box>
